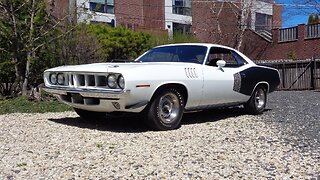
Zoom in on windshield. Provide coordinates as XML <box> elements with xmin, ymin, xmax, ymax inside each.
<box><xmin>136</xmin><ymin>45</ymin><xmax>207</xmax><ymax>64</ymax></box>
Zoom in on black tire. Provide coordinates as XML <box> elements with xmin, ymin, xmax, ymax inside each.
<box><xmin>244</xmin><ymin>85</ymin><xmax>267</xmax><ymax>115</ymax></box>
<box><xmin>74</xmin><ymin>108</ymin><xmax>106</xmax><ymax>120</ymax></box>
<box><xmin>145</xmin><ymin>88</ymin><xmax>185</xmax><ymax>131</ymax></box>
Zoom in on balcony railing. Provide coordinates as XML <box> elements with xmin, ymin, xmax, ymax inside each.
<box><xmin>279</xmin><ymin>27</ymin><xmax>298</xmax><ymax>42</ymax></box>
<box><xmin>306</xmin><ymin>23</ymin><xmax>320</xmax><ymax>38</ymax></box>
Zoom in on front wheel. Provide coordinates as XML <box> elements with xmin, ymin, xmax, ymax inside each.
<box><xmin>74</xmin><ymin>108</ymin><xmax>106</xmax><ymax>120</ymax></box>
<box><xmin>244</xmin><ymin>86</ymin><xmax>267</xmax><ymax>115</ymax></box>
<box><xmin>145</xmin><ymin>88</ymin><xmax>185</xmax><ymax>131</ymax></box>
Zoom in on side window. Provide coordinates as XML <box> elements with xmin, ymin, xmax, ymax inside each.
<box><xmin>206</xmin><ymin>47</ymin><xmax>247</xmax><ymax>67</ymax></box>
<box><xmin>231</xmin><ymin>51</ymin><xmax>248</xmax><ymax>66</ymax></box>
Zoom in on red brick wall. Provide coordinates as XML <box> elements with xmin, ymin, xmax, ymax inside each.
<box><xmin>115</xmin><ymin>0</ymin><xmax>144</xmax><ymax>28</ymax></box>
<box><xmin>241</xmin><ymin>29</ymin><xmax>270</xmax><ymax>60</ymax></box>
<box><xmin>115</xmin><ymin>0</ymin><xmax>164</xmax><ymax>30</ymax></box>
<box><xmin>192</xmin><ymin>1</ymin><xmax>241</xmax><ymax>48</ymax></box>
<box><xmin>142</xmin><ymin>0</ymin><xmax>165</xmax><ymax>30</ymax></box>
<box><xmin>261</xmin><ymin>24</ymin><xmax>320</xmax><ymax>60</ymax></box>
<box><xmin>272</xmin><ymin>4</ymin><xmax>282</xmax><ymax>29</ymax></box>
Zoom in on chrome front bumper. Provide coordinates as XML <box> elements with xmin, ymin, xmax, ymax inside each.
<box><xmin>43</xmin><ymin>86</ymin><xmax>147</xmax><ymax>113</ymax></box>
<box><xmin>43</xmin><ymin>87</ymin><xmax>130</xmax><ymax>99</ymax></box>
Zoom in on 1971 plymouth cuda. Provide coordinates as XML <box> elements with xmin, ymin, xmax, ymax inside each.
<box><xmin>43</xmin><ymin>43</ymin><xmax>280</xmax><ymax>130</ymax></box>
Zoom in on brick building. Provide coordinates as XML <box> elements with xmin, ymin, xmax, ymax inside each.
<box><xmin>49</xmin><ymin>0</ymin><xmax>291</xmax><ymax>60</ymax></box>
<box><xmin>192</xmin><ymin>0</ymin><xmax>282</xmax><ymax>42</ymax></box>
<box><xmin>75</xmin><ymin>0</ymin><xmax>190</xmax><ymax>34</ymax></box>
<box><xmin>50</xmin><ymin>0</ymin><xmax>279</xmax><ymax>36</ymax></box>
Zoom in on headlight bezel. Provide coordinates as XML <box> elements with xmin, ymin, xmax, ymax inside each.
<box><xmin>57</xmin><ymin>73</ymin><xmax>65</xmax><ymax>85</ymax></box>
<box><xmin>49</xmin><ymin>73</ymin><xmax>57</xmax><ymax>85</ymax></box>
<box><xmin>117</xmin><ymin>75</ymin><xmax>125</xmax><ymax>89</ymax></box>
<box><xmin>107</xmin><ymin>74</ymin><xmax>118</xmax><ymax>89</ymax></box>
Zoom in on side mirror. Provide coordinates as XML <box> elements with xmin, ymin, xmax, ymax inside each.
<box><xmin>216</xmin><ymin>60</ymin><xmax>226</xmax><ymax>69</ymax></box>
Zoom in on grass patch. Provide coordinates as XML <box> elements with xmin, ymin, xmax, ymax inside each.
<box><xmin>0</xmin><ymin>96</ymin><xmax>71</xmax><ymax>115</ymax></box>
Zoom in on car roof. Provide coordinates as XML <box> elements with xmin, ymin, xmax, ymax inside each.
<box><xmin>139</xmin><ymin>43</ymin><xmax>255</xmax><ymax>65</ymax></box>
<box><xmin>155</xmin><ymin>43</ymin><xmax>235</xmax><ymax>50</ymax></box>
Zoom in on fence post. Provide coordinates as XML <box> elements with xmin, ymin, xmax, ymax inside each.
<box><xmin>282</xmin><ymin>62</ymin><xmax>286</xmax><ymax>89</ymax></box>
<box><xmin>311</xmin><ymin>57</ymin><xmax>315</xmax><ymax>90</ymax></box>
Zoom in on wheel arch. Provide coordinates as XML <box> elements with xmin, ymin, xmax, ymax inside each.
<box><xmin>251</xmin><ymin>81</ymin><xmax>270</xmax><ymax>96</ymax></box>
<box><xmin>150</xmin><ymin>83</ymin><xmax>188</xmax><ymax>106</ymax></box>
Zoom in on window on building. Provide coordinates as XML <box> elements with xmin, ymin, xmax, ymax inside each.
<box><xmin>172</xmin><ymin>0</ymin><xmax>192</xmax><ymax>16</ymax></box>
<box><xmin>173</xmin><ymin>22</ymin><xmax>191</xmax><ymax>35</ymax></box>
<box><xmin>89</xmin><ymin>0</ymin><xmax>114</xmax><ymax>14</ymax></box>
<box><xmin>255</xmin><ymin>12</ymin><xmax>272</xmax><ymax>32</ymax></box>
<box><xmin>106</xmin><ymin>0</ymin><xmax>114</xmax><ymax>14</ymax></box>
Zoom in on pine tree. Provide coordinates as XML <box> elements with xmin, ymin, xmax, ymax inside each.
<box><xmin>308</xmin><ymin>14</ymin><xmax>314</xmax><ymax>24</ymax></box>
<box><xmin>314</xmin><ymin>13</ymin><xmax>319</xmax><ymax>24</ymax></box>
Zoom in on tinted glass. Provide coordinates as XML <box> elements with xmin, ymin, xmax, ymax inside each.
<box><xmin>137</xmin><ymin>45</ymin><xmax>207</xmax><ymax>64</ymax></box>
<box><xmin>207</xmin><ymin>47</ymin><xmax>247</xmax><ymax>67</ymax></box>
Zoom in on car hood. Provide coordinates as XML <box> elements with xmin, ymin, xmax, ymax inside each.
<box><xmin>45</xmin><ymin>62</ymin><xmax>198</xmax><ymax>73</ymax></box>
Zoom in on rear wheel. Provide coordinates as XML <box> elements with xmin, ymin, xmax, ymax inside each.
<box><xmin>244</xmin><ymin>86</ymin><xmax>267</xmax><ymax>115</ymax></box>
<box><xmin>145</xmin><ymin>88</ymin><xmax>185</xmax><ymax>131</ymax></box>
<box><xmin>74</xmin><ymin>108</ymin><xmax>106</xmax><ymax>120</ymax></box>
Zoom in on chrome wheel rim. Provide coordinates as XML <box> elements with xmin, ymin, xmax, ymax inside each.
<box><xmin>255</xmin><ymin>88</ymin><xmax>266</xmax><ymax>109</ymax></box>
<box><xmin>158</xmin><ymin>92</ymin><xmax>180</xmax><ymax>123</ymax></box>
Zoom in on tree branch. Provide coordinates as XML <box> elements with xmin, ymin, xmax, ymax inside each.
<box><xmin>31</xmin><ymin>23</ymin><xmax>80</xmax><ymax>54</ymax></box>
<box><xmin>32</xmin><ymin>14</ymin><xmax>70</xmax><ymax>43</ymax></box>
<box><xmin>0</xmin><ymin>48</ymin><xmax>9</xmax><ymax>53</ymax></box>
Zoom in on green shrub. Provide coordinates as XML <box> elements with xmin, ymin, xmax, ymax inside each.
<box><xmin>86</xmin><ymin>24</ymin><xmax>152</xmax><ymax>60</ymax></box>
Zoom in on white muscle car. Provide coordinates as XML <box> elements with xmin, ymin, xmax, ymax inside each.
<box><xmin>43</xmin><ymin>43</ymin><xmax>280</xmax><ymax>130</ymax></box>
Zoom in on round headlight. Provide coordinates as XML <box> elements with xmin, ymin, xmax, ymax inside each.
<box><xmin>57</xmin><ymin>73</ymin><xmax>65</xmax><ymax>85</ymax></box>
<box><xmin>117</xmin><ymin>75</ymin><xmax>125</xmax><ymax>89</ymax></box>
<box><xmin>49</xmin><ymin>73</ymin><xmax>57</xmax><ymax>84</ymax></box>
<box><xmin>107</xmin><ymin>74</ymin><xmax>117</xmax><ymax>88</ymax></box>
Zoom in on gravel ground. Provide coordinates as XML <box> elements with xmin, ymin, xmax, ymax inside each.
<box><xmin>0</xmin><ymin>91</ymin><xmax>319</xmax><ymax>179</ymax></box>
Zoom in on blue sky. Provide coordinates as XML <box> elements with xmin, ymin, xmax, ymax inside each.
<box><xmin>276</xmin><ymin>0</ymin><xmax>318</xmax><ymax>28</ymax></box>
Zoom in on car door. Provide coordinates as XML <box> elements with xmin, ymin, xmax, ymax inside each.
<box><xmin>200</xmin><ymin>47</ymin><xmax>249</xmax><ymax>107</ymax></box>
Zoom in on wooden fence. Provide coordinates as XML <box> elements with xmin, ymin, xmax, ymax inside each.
<box><xmin>256</xmin><ymin>59</ymin><xmax>320</xmax><ymax>90</ymax></box>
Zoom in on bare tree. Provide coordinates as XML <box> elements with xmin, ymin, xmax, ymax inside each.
<box><xmin>195</xmin><ymin>0</ymin><xmax>275</xmax><ymax>50</ymax></box>
<box><xmin>230</xmin><ymin>0</ymin><xmax>254</xmax><ymax>50</ymax></box>
<box><xmin>199</xmin><ymin>0</ymin><xmax>254</xmax><ymax>50</ymax></box>
<box><xmin>282</xmin><ymin>0</ymin><xmax>320</xmax><ymax>25</ymax></box>
<box><xmin>0</xmin><ymin>0</ymin><xmax>85</xmax><ymax>95</ymax></box>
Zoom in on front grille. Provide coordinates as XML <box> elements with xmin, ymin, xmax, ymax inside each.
<box><xmin>68</xmin><ymin>73</ymin><xmax>108</xmax><ymax>88</ymax></box>
<box><xmin>46</xmin><ymin>72</ymin><xmax>123</xmax><ymax>90</ymax></box>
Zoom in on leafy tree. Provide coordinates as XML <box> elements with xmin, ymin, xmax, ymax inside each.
<box><xmin>0</xmin><ymin>0</ymin><xmax>65</xmax><ymax>95</ymax></box>
<box><xmin>0</xmin><ymin>61</ymin><xmax>15</xmax><ymax>96</ymax></box>
<box><xmin>0</xmin><ymin>0</ymin><xmax>198</xmax><ymax>97</ymax></box>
